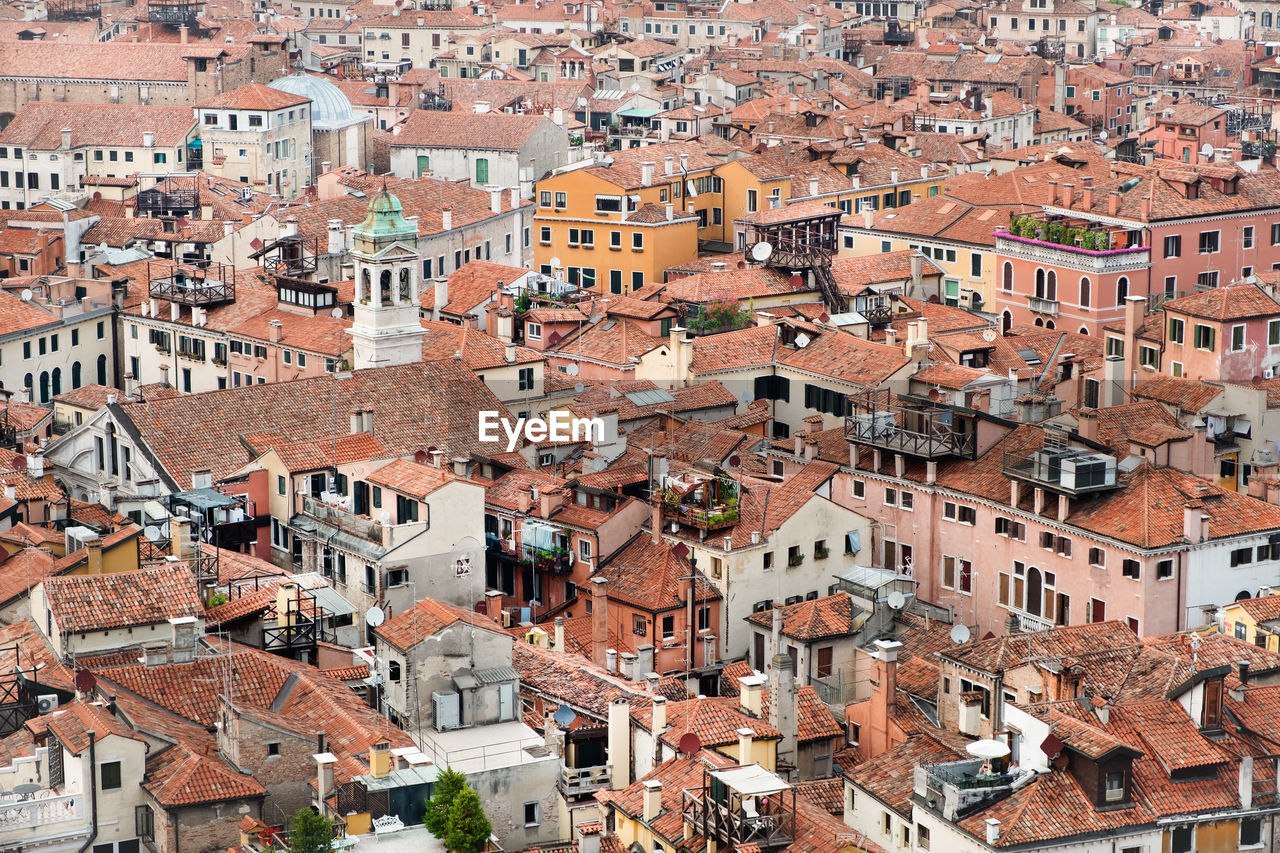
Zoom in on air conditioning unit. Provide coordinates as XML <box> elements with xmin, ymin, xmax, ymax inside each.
<box><xmin>500</xmin><ymin>610</ymin><xmax>513</xmax><ymax>628</ymax></box>
<box><xmin>432</xmin><ymin>691</ymin><xmax>461</xmax><ymax>731</ymax></box>
<box><xmin>851</xmin><ymin>411</ymin><xmax>895</xmax><ymax>440</ymax></box>
<box><xmin>1060</xmin><ymin>453</ymin><xmax>1116</xmax><ymax>490</ymax></box>
<box><xmin>1265</xmin><ymin>367</ymin><xmax>1276</xmax><ymax>380</ymax></box>
<box><xmin>37</xmin><ymin>694</ymin><xmax>59</xmax><ymax>715</ymax></box>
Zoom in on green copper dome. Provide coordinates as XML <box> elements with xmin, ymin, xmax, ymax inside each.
<box><xmin>354</xmin><ymin>186</ymin><xmax>417</xmax><ymax>252</ymax></box>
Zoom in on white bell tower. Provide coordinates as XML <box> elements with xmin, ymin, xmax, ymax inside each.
<box><xmin>347</xmin><ymin>187</ymin><xmax>425</xmax><ymax>369</ymax></box>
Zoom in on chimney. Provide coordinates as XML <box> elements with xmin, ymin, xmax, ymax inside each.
<box><xmin>1140</xmin><ymin>197</ymin><xmax>1151</xmax><ymax>221</ymax></box>
<box><xmin>576</xmin><ymin>821</ymin><xmax>602</xmax><ymax>853</ymax></box>
<box><xmin>1184</xmin><ymin>503</ymin><xmax>1206</xmax><ymax>543</ymax></box>
<box><xmin>362</xmin><ymin>410</ymin><xmax>374</xmax><ymax>434</ymax></box>
<box><xmin>60</xmin><ymin>128</ymin><xmax>72</xmax><ymax>149</ymax></box>
<box><xmin>680</xmin><ymin>153</ymin><xmax>689</xmax><ymax>172</ymax></box>
<box><xmin>652</xmin><ymin>696</ymin><xmax>667</xmax><ymax>742</ymax></box>
<box><xmin>642</xmin><ymin>780</ymin><xmax>663</xmax><ymax>820</ymax></box>
<box><xmin>1082</xmin><ymin>179</ymin><xmax>1094</xmax><ymax>211</ymax></box>
<box><xmin>85</xmin><ymin>536</ymin><xmax>103</xmax><ymax>574</ymax></box>
<box><xmin>350</xmin><ymin>409</ymin><xmax>365</xmax><ymax>434</ymax></box>
<box><xmin>25</xmin><ymin>452</ymin><xmax>44</xmax><ymax>478</ymax></box>
<box><xmin>591</xmin><ymin>577</ymin><xmax>608</xmax><ymax>668</ymax></box>
<box><xmin>1108</xmin><ymin>191</ymin><xmax>1122</xmax><ymax>217</ymax></box>
<box><xmin>808</xmin><ymin>176</ymin><xmax>819</xmax><ymax>198</ymax></box>
<box><xmin>910</xmin><ymin>252</ymin><xmax>923</xmax><ymax>299</ymax></box>
<box><xmin>451</xmin><ymin>457</ymin><xmax>472</xmax><ymax>478</ymax></box>
<box><xmin>986</xmin><ymin>819</ymin><xmax>1001</xmax><ymax>845</ymax></box>
<box><xmin>737</xmin><ymin>726</ymin><xmax>755</xmax><ymax>759</ymax></box>
<box><xmin>1240</xmin><ymin>756</ymin><xmax>1255</xmax><ymax>811</ymax></box>
<box><xmin>170</xmin><ymin>515</ymin><xmax>193</xmax><ymax>559</ymax></box>
<box><xmin>490</xmin><ymin>186</ymin><xmax>502</xmax><ymax>214</ymax></box>
<box><xmin>606</xmin><ymin>648</ymin><xmax>618</xmax><ymax>673</ymax></box>
<box><xmin>327</xmin><ymin>219</ymin><xmax>344</xmax><ymax>254</ymax></box>
<box><xmin>269</xmin><ymin>319</ymin><xmax>284</xmax><ymax>343</ymax></box>
<box><xmin>874</xmin><ymin>639</ymin><xmax>902</xmax><ymax>730</ymax></box>
<box><xmin>890</xmin><ymin>166</ymin><xmax>899</xmax><ymax>185</ymax></box>
<box><xmin>788</xmin><ymin>96</ymin><xmax>799</xmax><ymax>115</ymax></box>
<box><xmin>665</xmin><ymin>203</ymin><xmax>674</xmax><ymax>221</ymax></box>
<box><xmin>1240</xmin><ymin>660</ymin><xmax>1251</xmax><ymax>685</ymax></box>
<box><xmin>369</xmin><ymin>739</ymin><xmax>391</xmax><ymax>779</ymax></box>
<box><xmin>179</xmin><ymin>24</ymin><xmax>189</xmax><ymax>43</ymax></box>
<box><xmin>641</xmin><ymin>162</ymin><xmax>655</xmax><ymax>186</ymax></box>
<box><xmin>1061</xmin><ymin>183</ymin><xmax>1075</xmax><ymax>209</ymax></box>
<box><xmin>485</xmin><ymin>589</ymin><xmax>503</xmax><ymax>623</ymax></box>
<box><xmin>608</xmin><ymin>697</ymin><xmax>631</xmax><ymax>788</ymax></box>
<box><xmin>769</xmin><ymin>650</ymin><xmax>796</xmax><ymax>763</ymax></box>
<box><xmin>143</xmin><ymin>131</ymin><xmax>155</xmax><ymax>149</ymax></box>
<box><xmin>651</xmin><ymin>497</ymin><xmax>662</xmax><ymax>544</ymax></box>
<box><xmin>739</xmin><ymin>673</ymin><xmax>765</xmax><ymax>717</ymax></box>
<box><xmin>1103</xmin><ymin>355</ymin><xmax>1124</xmax><ymax>408</ymax></box>
<box><xmin>315</xmin><ymin>752</ymin><xmax>337</xmax><ymax>801</ymax></box>
<box><xmin>441</xmin><ymin>205</ymin><xmax>453</xmax><ymax>231</ymax></box>
<box><xmin>551</xmin><ymin>615</ymin><xmax>565</xmax><ymax>653</ymax></box>
<box><xmin>664</xmin><ymin>156</ymin><xmax>674</xmax><ymax>176</ymax></box>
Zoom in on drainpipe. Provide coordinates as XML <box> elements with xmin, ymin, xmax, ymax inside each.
<box><xmin>76</xmin><ymin>730</ymin><xmax>98</xmax><ymax>853</ymax></box>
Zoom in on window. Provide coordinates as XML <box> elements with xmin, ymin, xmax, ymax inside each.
<box><xmin>1079</xmin><ymin>276</ymin><xmax>1090</xmax><ymax>307</ymax></box>
<box><xmin>1104</xmin><ymin>771</ymin><xmax>1126</xmax><ymax>802</ymax></box>
<box><xmin>524</xmin><ymin>802</ymin><xmax>541</xmax><ymax>827</ymax></box>
<box><xmin>540</xmin><ymin>190</ymin><xmax>551</xmax><ymax>207</ymax></box>
<box><xmin>1231</xmin><ymin>324</ymin><xmax>1246</xmax><ymax>352</ymax></box>
<box><xmin>1169</xmin><ymin>317</ymin><xmax>1185</xmax><ymax>343</ymax></box>
<box><xmin>632</xmin><ymin>232</ymin><xmax>643</xmax><ymax>250</ymax></box>
<box><xmin>1122</xmin><ymin>559</ymin><xmax>1140</xmax><ymax>579</ymax></box>
<box><xmin>747</xmin><ymin>189</ymin><xmax>758</xmax><ymax>212</ymax></box>
<box><xmin>527</xmin><ymin>322</ymin><xmax>542</xmax><ymax>341</ymax></box>
<box><xmin>518</xmin><ymin>367</ymin><xmax>534</xmax><ymax>391</ymax></box>
<box><xmin>539</xmin><ymin>226</ymin><xmax>551</xmax><ymax>245</ymax></box>
<box><xmin>1164</xmin><ymin>234</ymin><xmax>1181</xmax><ymax>257</ymax></box>
<box><xmin>1241</xmin><ymin>817</ymin><xmax>1262</xmax><ymax>847</ymax></box>
<box><xmin>763</xmin><ymin>551</ymin><xmax>774</xmax><ymax>570</ymax></box>
<box><xmin>661</xmin><ymin>614</ymin><xmax>675</xmax><ymax>639</ymax></box>
<box><xmin>1231</xmin><ymin>547</ymin><xmax>1254</xmax><ymax>567</ymax></box>
<box><xmin>1244</xmin><ymin>226</ymin><xmax>1255</xmax><ymax>249</ymax></box>
<box><xmin>475</xmin><ymin>158</ymin><xmax>489</xmax><ymax>183</ymax></box>
<box><xmin>277</xmin><ymin>475</ymin><xmax>287</xmax><ymax>496</ymax></box>
<box><xmin>632</xmin><ymin>615</ymin><xmax>646</xmax><ymax>636</ymax></box>
<box><xmin>816</xmin><ymin>646</ymin><xmax>833</xmax><ymax>678</ymax></box>
<box><xmin>1171</xmin><ymin>826</ymin><xmax>1193</xmax><ymax>853</ymax></box>
<box><xmin>884</xmin><ymin>487</ymin><xmax>898</xmax><ymax>507</ymax></box>
<box><xmin>136</xmin><ymin>805</ymin><xmax>155</xmax><ymax>842</ymax></box>
<box><xmin>943</xmin><ymin>501</ymin><xmax>975</xmax><ymax>525</ymax></box>
<box><xmin>918</xmin><ymin>825</ymin><xmax>930</xmax><ymax>850</ymax></box>
<box><xmin>1084</xmin><ymin>378</ymin><xmax>1100</xmax><ymax>408</ymax></box>
<box><xmin>1199</xmin><ymin>230</ymin><xmax>1220</xmax><ymax>254</ymax></box>
<box><xmin>101</xmin><ymin>761</ymin><xmax>122</xmax><ymax>790</ymax></box>
<box><xmin>941</xmin><ymin>556</ymin><xmax>973</xmax><ymax>594</ymax></box>
<box><xmin>1140</xmin><ymin>345</ymin><xmax>1158</xmax><ymax>368</ymax></box>
<box><xmin>1194</xmin><ymin>324</ymin><xmax>1215</xmax><ymax>351</ymax></box>
<box><xmin>1089</xmin><ymin>547</ymin><xmax>1105</xmax><ymax>568</ymax></box>
<box><xmin>1157</xmin><ymin>559</ymin><xmax>1173</xmax><ymax>580</ymax></box>
<box><xmin>1198</xmin><ymin>271</ymin><xmax>1219</xmax><ymax>289</ymax></box>
<box><xmin>852</xmin><ymin>479</ymin><xmax>865</xmax><ymax>499</ymax></box>
<box><xmin>267</xmin><ymin>742</ymin><xmax>280</xmax><ymax>757</ymax></box>
<box><xmin>1273</xmin><ymin>223</ymin><xmax>1280</xmax><ymax>246</ymax></box>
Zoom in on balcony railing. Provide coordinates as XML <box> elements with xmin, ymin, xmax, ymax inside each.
<box><xmin>682</xmin><ymin>786</ymin><xmax>795</xmax><ymax>851</ymax></box>
<box><xmin>558</xmin><ymin>764</ymin><xmax>609</xmax><ymax>798</ymax></box>
<box><xmin>1027</xmin><ymin>295</ymin><xmax>1060</xmax><ymax>316</ymax></box>
<box><xmin>148</xmin><ymin>272</ymin><xmax>235</xmax><ymax>307</ymax></box>
<box><xmin>995</xmin><ymin>233</ymin><xmax>1150</xmax><ymax>275</ymax></box>
<box><xmin>663</xmin><ymin>503</ymin><xmax>739</xmax><ymax>531</ymax></box>
<box><xmin>0</xmin><ymin>792</ymin><xmax>83</xmax><ymax>835</ymax></box>
<box><xmin>845</xmin><ymin>392</ymin><xmax>976</xmax><ymax>459</ymax></box>
<box><xmin>300</xmin><ymin>495</ymin><xmax>385</xmax><ymax>545</ymax></box>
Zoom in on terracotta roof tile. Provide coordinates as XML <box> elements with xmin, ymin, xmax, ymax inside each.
<box><xmin>745</xmin><ymin>593</ymin><xmax>862</xmax><ymax>641</ymax></box>
<box><xmin>374</xmin><ymin>596</ymin><xmax>501</xmax><ymax>651</ymax></box>
<box><xmin>195</xmin><ymin>83</ymin><xmax>309</xmax><ymax>111</ymax></box>
<box><xmin>597</xmin><ymin>535</ymin><xmax>720</xmax><ymax>612</ymax></box>
<box><xmin>144</xmin><ymin>742</ymin><xmax>267</xmax><ymax>806</ymax></box>
<box><xmin>391</xmin><ymin>109</ymin><xmax>551</xmax><ymax>151</ymax></box>
<box><xmin>42</xmin><ymin>564</ymin><xmax>203</xmax><ymax>633</ymax></box>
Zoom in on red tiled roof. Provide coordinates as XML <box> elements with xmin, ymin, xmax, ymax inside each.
<box><xmin>144</xmin><ymin>741</ymin><xmax>268</xmax><ymax>806</ymax></box>
<box><xmin>745</xmin><ymin>593</ymin><xmax>862</xmax><ymax>641</ymax></box>
<box><xmin>195</xmin><ymin>83</ymin><xmax>309</xmax><ymax>111</ymax></box>
<box><xmin>374</xmin><ymin>596</ymin><xmax>501</xmax><ymax>651</ymax></box>
<box><xmin>42</xmin><ymin>564</ymin><xmax>203</xmax><ymax>633</ymax></box>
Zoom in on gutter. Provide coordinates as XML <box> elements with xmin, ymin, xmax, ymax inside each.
<box><xmin>75</xmin><ymin>730</ymin><xmax>98</xmax><ymax>853</ymax></box>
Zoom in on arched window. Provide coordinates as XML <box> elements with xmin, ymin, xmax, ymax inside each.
<box><xmin>1046</xmin><ymin>271</ymin><xmax>1057</xmax><ymax>301</ymax></box>
<box><xmin>38</xmin><ymin>371</ymin><xmax>49</xmax><ymax>404</ymax></box>
<box><xmin>1002</xmin><ymin>262</ymin><xmax>1013</xmax><ymax>292</ymax></box>
<box><xmin>71</xmin><ymin>361</ymin><xmax>82</xmax><ymax>389</ymax></box>
<box><xmin>1026</xmin><ymin>567</ymin><xmax>1043</xmax><ymax>616</ymax></box>
<box><xmin>1117</xmin><ymin>276</ymin><xmax>1129</xmax><ymax>302</ymax></box>
<box><xmin>361</xmin><ymin>269</ymin><xmax>371</xmax><ymax>303</ymax></box>
<box><xmin>380</xmin><ymin>269</ymin><xmax>392</xmax><ymax>306</ymax></box>
<box><xmin>97</xmin><ymin>354</ymin><xmax>107</xmax><ymax>386</ymax></box>
<box><xmin>22</xmin><ymin>373</ymin><xmax>32</xmax><ymax>394</ymax></box>
<box><xmin>399</xmin><ymin>267</ymin><xmax>411</xmax><ymax>303</ymax></box>
<box><xmin>1079</xmin><ymin>326</ymin><xmax>1090</xmax><ymax>335</ymax></box>
<box><xmin>1046</xmin><ymin>320</ymin><xmax>1056</xmax><ymax>330</ymax></box>
<box><xmin>51</xmin><ymin>367</ymin><xmax>61</xmax><ymax>397</ymax></box>
<box><xmin>1002</xmin><ymin>311</ymin><xmax>1012</xmax><ymax>333</ymax></box>
<box><xmin>1079</xmin><ymin>276</ymin><xmax>1091</xmax><ymax>307</ymax></box>
<box><xmin>1035</xmin><ymin>268</ymin><xmax>1046</xmax><ymax>299</ymax></box>
<box><xmin>1034</xmin><ymin>317</ymin><xmax>1044</xmax><ymax>327</ymax></box>
<box><xmin>1264</xmin><ymin>10</ymin><xmax>1273</xmax><ymax>27</ymax></box>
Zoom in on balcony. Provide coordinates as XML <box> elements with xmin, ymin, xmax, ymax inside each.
<box><xmin>524</xmin><ymin>546</ymin><xmax>572</xmax><ymax>576</ymax></box>
<box><xmin>915</xmin><ymin>758</ymin><xmax>1024</xmax><ymax>821</ymax></box>
<box><xmin>1027</xmin><ymin>295</ymin><xmax>1060</xmax><ymax>316</ymax></box>
<box><xmin>682</xmin><ymin>766</ymin><xmax>796</xmax><ymax>852</ymax></box>
<box><xmin>558</xmin><ymin>764</ymin><xmax>610</xmax><ymax>799</ymax></box>
<box><xmin>0</xmin><ymin>792</ymin><xmax>84</xmax><ymax>840</ymax></box>
<box><xmin>1002</xmin><ymin>436</ymin><xmax>1119</xmax><ymax>497</ymax></box>
<box><xmin>845</xmin><ymin>392</ymin><xmax>976</xmax><ymax>459</ymax></box>
<box><xmin>148</xmin><ymin>265</ymin><xmax>236</xmax><ymax>307</ymax></box>
<box><xmin>661</xmin><ymin>473</ymin><xmax>740</xmax><ymax>532</ymax></box>
<box><xmin>296</xmin><ymin>494</ymin><xmax>426</xmax><ymax>550</ymax></box>
<box><xmin>995</xmin><ymin>232</ymin><xmax>1150</xmax><ymax>275</ymax></box>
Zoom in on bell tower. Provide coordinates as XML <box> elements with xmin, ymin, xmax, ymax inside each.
<box><xmin>348</xmin><ymin>187</ymin><xmax>425</xmax><ymax>369</ymax></box>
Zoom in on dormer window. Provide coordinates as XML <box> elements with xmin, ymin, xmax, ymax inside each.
<box><xmin>1201</xmin><ymin>676</ymin><xmax>1224</xmax><ymax>732</ymax></box>
<box><xmin>1104</xmin><ymin>770</ymin><xmax>1126</xmax><ymax>802</ymax></box>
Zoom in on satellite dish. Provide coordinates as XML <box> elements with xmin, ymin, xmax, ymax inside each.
<box><xmin>887</xmin><ymin>590</ymin><xmax>906</xmax><ymax>610</ymax></box>
<box><xmin>144</xmin><ymin>525</ymin><xmax>162</xmax><ymax>540</ymax></box>
<box><xmin>250</xmin><ymin>237</ymin><xmax>263</xmax><ymax>250</ymax></box>
<box><xmin>1201</xmin><ymin>142</ymin><xmax>1214</xmax><ymax>158</ymax></box>
<box><xmin>672</xmin><ymin>542</ymin><xmax>689</xmax><ymax>560</ymax></box>
<box><xmin>331</xmin><ymin>307</ymin><xmax>344</xmax><ymax>318</ymax></box>
<box><xmin>950</xmin><ymin>623</ymin><xmax>971</xmax><ymax>644</ymax></box>
<box><xmin>750</xmin><ymin>241</ymin><xmax>774</xmax><ymax>262</ymax></box>
<box><xmin>794</xmin><ymin>333</ymin><xmax>810</xmax><ymax>348</ymax></box>
<box><xmin>19</xmin><ymin>289</ymin><xmax>32</xmax><ymax>302</ymax></box>
<box><xmin>427</xmin><ymin>445</ymin><xmax>438</xmax><ymax>454</ymax></box>
<box><xmin>365</xmin><ymin>606</ymin><xmax>386</xmax><ymax>628</ymax></box>
<box><xmin>1253</xmin><ymin>374</ymin><xmax>1264</xmax><ymax>387</ymax></box>
<box><xmin>553</xmin><ymin>704</ymin><xmax>577</xmax><ymax>727</ymax></box>
<box><xmin>548</xmin><ymin>256</ymin><xmax>561</xmax><ymax>268</ymax></box>
<box><xmin>92</xmin><ymin>191</ymin><xmax>102</xmax><ymax>201</ymax></box>
<box><xmin>727</xmin><ymin>454</ymin><xmax>741</xmax><ymax>467</ymax></box>
<box><xmin>414</xmin><ymin>450</ymin><xmax>428</xmax><ymax>463</ymax></box>
<box><xmin>928</xmin><ymin>388</ymin><xmax>941</xmax><ymax>402</ymax></box>
<box><xmin>1098</xmin><ymin>131</ymin><xmax>1108</xmax><ymax>141</ymax></box>
<box><xmin>74</xmin><ymin>669</ymin><xmax>97</xmax><ymax>694</ymax></box>
<box><xmin>737</xmin><ymin>260</ymin><xmax>747</xmax><ymax>269</ymax></box>
<box><xmin>982</xmin><ymin>328</ymin><xmax>998</xmax><ymax>342</ymax></box>
<box><xmin>819</xmin><ymin>313</ymin><xmax>830</xmax><ymax>324</ymax></box>
<box><xmin>678</xmin><ymin>732</ymin><xmax>702</xmax><ymax>756</ymax></box>
<box><xmin>574</xmin><ymin>381</ymin><xmax>585</xmax><ymax>393</ymax></box>
<box><xmin>788</xmin><ymin>273</ymin><xmax>804</xmax><ymax>289</ymax></box>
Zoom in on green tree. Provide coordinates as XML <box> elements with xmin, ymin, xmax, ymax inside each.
<box><xmin>424</xmin><ymin>767</ymin><xmax>467</xmax><ymax>837</ymax></box>
<box><xmin>443</xmin><ymin>786</ymin><xmax>492</xmax><ymax>853</ymax></box>
<box><xmin>288</xmin><ymin>808</ymin><xmax>333</xmax><ymax>853</ymax></box>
